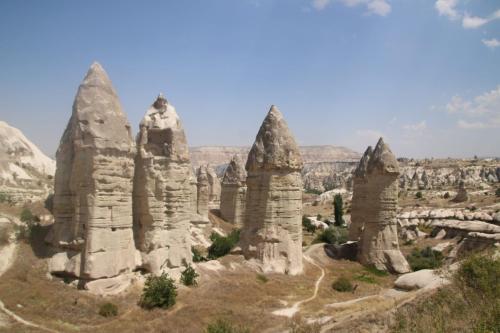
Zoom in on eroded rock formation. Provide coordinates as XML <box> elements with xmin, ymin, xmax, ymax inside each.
<box><xmin>348</xmin><ymin>146</ymin><xmax>372</xmax><ymax>241</ymax></box>
<box><xmin>240</xmin><ymin>105</ymin><xmax>303</xmax><ymax>275</ymax></box>
<box><xmin>48</xmin><ymin>62</ymin><xmax>137</xmax><ymax>280</ymax></box>
<box><xmin>356</xmin><ymin>138</ymin><xmax>410</xmax><ymax>273</ymax></box>
<box><xmin>133</xmin><ymin>94</ymin><xmax>192</xmax><ymax>275</ymax></box>
<box><xmin>453</xmin><ymin>180</ymin><xmax>468</xmax><ymax>203</ymax></box>
<box><xmin>220</xmin><ymin>155</ymin><xmax>247</xmax><ymax>227</ymax></box>
<box><xmin>197</xmin><ymin>165</ymin><xmax>209</xmax><ymax>218</ymax></box>
<box><xmin>206</xmin><ymin>164</ymin><xmax>221</xmax><ymax>208</ymax></box>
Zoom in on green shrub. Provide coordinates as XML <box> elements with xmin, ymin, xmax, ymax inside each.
<box><xmin>305</xmin><ymin>189</ymin><xmax>322</xmax><ymax>195</ymax></box>
<box><xmin>333</xmin><ymin>194</ymin><xmax>344</xmax><ymax>226</ymax></box>
<box><xmin>44</xmin><ymin>193</ymin><xmax>54</xmax><ymax>213</ymax></box>
<box><xmin>364</xmin><ymin>265</ymin><xmax>389</xmax><ymax>276</ymax></box>
<box><xmin>456</xmin><ymin>255</ymin><xmax>500</xmax><ymax>297</ymax></box>
<box><xmin>207</xmin><ymin>230</ymin><xmax>240</xmax><ymax>260</ymax></box>
<box><xmin>443</xmin><ymin>192</ymin><xmax>450</xmax><ymax>199</ymax></box>
<box><xmin>0</xmin><ymin>192</ymin><xmax>12</xmax><ymax>204</ymax></box>
<box><xmin>316</xmin><ymin>214</ymin><xmax>322</xmax><ymax>220</ymax></box>
<box><xmin>332</xmin><ymin>276</ymin><xmax>353</xmax><ymax>292</ymax></box>
<box><xmin>302</xmin><ymin>216</ymin><xmax>316</xmax><ymax>233</ymax></box>
<box><xmin>20</xmin><ymin>208</ymin><xmax>35</xmax><ymax>223</ymax></box>
<box><xmin>313</xmin><ymin>227</ymin><xmax>347</xmax><ymax>245</ymax></box>
<box><xmin>180</xmin><ymin>265</ymin><xmax>199</xmax><ymax>287</ymax></box>
<box><xmin>407</xmin><ymin>247</ymin><xmax>443</xmax><ymax>271</ymax></box>
<box><xmin>139</xmin><ymin>273</ymin><xmax>177</xmax><ymax>309</ymax></box>
<box><xmin>192</xmin><ymin>247</ymin><xmax>207</xmax><ymax>262</ymax></box>
<box><xmin>256</xmin><ymin>274</ymin><xmax>268</xmax><ymax>283</ymax></box>
<box><xmin>496</xmin><ymin>188</ymin><xmax>500</xmax><ymax>197</ymax></box>
<box><xmin>98</xmin><ymin>302</ymin><xmax>118</xmax><ymax>317</ymax></box>
<box><xmin>415</xmin><ymin>191</ymin><xmax>423</xmax><ymax>199</ymax></box>
<box><xmin>205</xmin><ymin>319</ymin><xmax>249</xmax><ymax>333</ymax></box>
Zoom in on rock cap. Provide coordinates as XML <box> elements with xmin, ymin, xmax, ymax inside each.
<box><xmin>223</xmin><ymin>155</ymin><xmax>247</xmax><ymax>185</ymax></box>
<box><xmin>367</xmin><ymin>137</ymin><xmax>399</xmax><ymax>175</ymax></box>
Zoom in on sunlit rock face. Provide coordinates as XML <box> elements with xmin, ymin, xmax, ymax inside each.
<box><xmin>348</xmin><ymin>145</ymin><xmax>372</xmax><ymax>241</ymax></box>
<box><xmin>220</xmin><ymin>155</ymin><xmax>247</xmax><ymax>227</ymax></box>
<box><xmin>48</xmin><ymin>62</ymin><xmax>137</xmax><ymax>280</ymax></box>
<box><xmin>133</xmin><ymin>94</ymin><xmax>192</xmax><ymax>275</ymax></box>
<box><xmin>356</xmin><ymin>138</ymin><xmax>410</xmax><ymax>274</ymax></box>
<box><xmin>206</xmin><ymin>164</ymin><xmax>221</xmax><ymax>209</ymax></box>
<box><xmin>240</xmin><ymin>105</ymin><xmax>304</xmax><ymax>275</ymax></box>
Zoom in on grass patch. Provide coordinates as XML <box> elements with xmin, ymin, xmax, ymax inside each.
<box><xmin>353</xmin><ymin>272</ymin><xmax>376</xmax><ymax>284</ymax></box>
<box><xmin>364</xmin><ymin>265</ymin><xmax>389</xmax><ymax>277</ymax></box>
<box><xmin>205</xmin><ymin>318</ymin><xmax>250</xmax><ymax>333</ymax></box>
<box><xmin>98</xmin><ymin>302</ymin><xmax>118</xmax><ymax>317</ymax></box>
<box><xmin>256</xmin><ymin>274</ymin><xmax>268</xmax><ymax>284</ymax></box>
<box><xmin>393</xmin><ymin>254</ymin><xmax>500</xmax><ymax>333</ymax></box>
<box><xmin>407</xmin><ymin>247</ymin><xmax>443</xmax><ymax>271</ymax></box>
<box><xmin>332</xmin><ymin>276</ymin><xmax>354</xmax><ymax>292</ymax></box>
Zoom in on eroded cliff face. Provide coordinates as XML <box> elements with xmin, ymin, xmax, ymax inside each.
<box><xmin>356</xmin><ymin>138</ymin><xmax>410</xmax><ymax>274</ymax></box>
<box><xmin>133</xmin><ymin>94</ymin><xmax>192</xmax><ymax>275</ymax></box>
<box><xmin>241</xmin><ymin>106</ymin><xmax>304</xmax><ymax>275</ymax></box>
<box><xmin>220</xmin><ymin>155</ymin><xmax>247</xmax><ymax>227</ymax></box>
<box><xmin>48</xmin><ymin>62</ymin><xmax>137</xmax><ymax>280</ymax></box>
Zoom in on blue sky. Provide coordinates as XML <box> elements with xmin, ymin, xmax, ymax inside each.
<box><xmin>0</xmin><ymin>0</ymin><xmax>499</xmax><ymax>158</ymax></box>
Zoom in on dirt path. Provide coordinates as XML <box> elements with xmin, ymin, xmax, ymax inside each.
<box><xmin>272</xmin><ymin>254</ymin><xmax>326</xmax><ymax>318</ymax></box>
<box><xmin>0</xmin><ymin>218</ymin><xmax>59</xmax><ymax>333</ymax></box>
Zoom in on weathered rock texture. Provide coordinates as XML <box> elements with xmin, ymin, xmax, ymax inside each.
<box><xmin>453</xmin><ymin>180</ymin><xmax>468</xmax><ymax>203</ymax></box>
<box><xmin>133</xmin><ymin>94</ymin><xmax>192</xmax><ymax>274</ymax></box>
<box><xmin>48</xmin><ymin>62</ymin><xmax>137</xmax><ymax>279</ymax></box>
<box><xmin>206</xmin><ymin>165</ymin><xmax>221</xmax><ymax>208</ymax></box>
<box><xmin>197</xmin><ymin>165</ymin><xmax>209</xmax><ymax>218</ymax></box>
<box><xmin>356</xmin><ymin>138</ymin><xmax>410</xmax><ymax>273</ymax></box>
<box><xmin>220</xmin><ymin>155</ymin><xmax>247</xmax><ymax>227</ymax></box>
<box><xmin>348</xmin><ymin>146</ymin><xmax>372</xmax><ymax>241</ymax></box>
<box><xmin>240</xmin><ymin>106</ymin><xmax>304</xmax><ymax>275</ymax></box>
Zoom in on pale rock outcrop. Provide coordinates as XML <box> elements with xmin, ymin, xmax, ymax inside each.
<box><xmin>48</xmin><ymin>62</ymin><xmax>137</xmax><ymax>280</ymax></box>
<box><xmin>356</xmin><ymin>138</ymin><xmax>410</xmax><ymax>273</ymax></box>
<box><xmin>220</xmin><ymin>155</ymin><xmax>247</xmax><ymax>227</ymax></box>
<box><xmin>206</xmin><ymin>164</ymin><xmax>221</xmax><ymax>208</ymax></box>
<box><xmin>394</xmin><ymin>269</ymin><xmax>449</xmax><ymax>291</ymax></box>
<box><xmin>240</xmin><ymin>105</ymin><xmax>304</xmax><ymax>275</ymax></box>
<box><xmin>133</xmin><ymin>94</ymin><xmax>192</xmax><ymax>275</ymax></box>
<box><xmin>197</xmin><ymin>165</ymin><xmax>209</xmax><ymax>218</ymax></box>
<box><xmin>348</xmin><ymin>146</ymin><xmax>372</xmax><ymax>241</ymax></box>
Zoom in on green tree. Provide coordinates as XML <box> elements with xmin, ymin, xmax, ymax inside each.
<box><xmin>333</xmin><ymin>194</ymin><xmax>344</xmax><ymax>226</ymax></box>
<box><xmin>139</xmin><ymin>273</ymin><xmax>177</xmax><ymax>309</ymax></box>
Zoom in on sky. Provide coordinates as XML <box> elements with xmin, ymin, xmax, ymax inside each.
<box><xmin>0</xmin><ymin>0</ymin><xmax>499</xmax><ymax>158</ymax></box>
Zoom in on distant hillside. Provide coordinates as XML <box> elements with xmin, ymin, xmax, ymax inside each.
<box><xmin>189</xmin><ymin>145</ymin><xmax>360</xmax><ymax>169</ymax></box>
<box><xmin>0</xmin><ymin>121</ymin><xmax>55</xmax><ymax>202</ymax></box>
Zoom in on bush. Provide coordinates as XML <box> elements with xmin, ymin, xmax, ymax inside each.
<box><xmin>313</xmin><ymin>227</ymin><xmax>347</xmax><ymax>245</ymax></box>
<box><xmin>496</xmin><ymin>188</ymin><xmax>500</xmax><ymax>197</ymax></box>
<box><xmin>205</xmin><ymin>319</ymin><xmax>249</xmax><ymax>333</ymax></box>
<box><xmin>415</xmin><ymin>191</ymin><xmax>423</xmax><ymax>199</ymax></box>
<box><xmin>407</xmin><ymin>247</ymin><xmax>443</xmax><ymax>271</ymax></box>
<box><xmin>353</xmin><ymin>272</ymin><xmax>376</xmax><ymax>284</ymax></box>
<box><xmin>192</xmin><ymin>247</ymin><xmax>207</xmax><ymax>262</ymax></box>
<box><xmin>180</xmin><ymin>265</ymin><xmax>199</xmax><ymax>287</ymax></box>
<box><xmin>207</xmin><ymin>230</ymin><xmax>240</xmax><ymax>260</ymax></box>
<box><xmin>333</xmin><ymin>194</ymin><xmax>344</xmax><ymax>226</ymax></box>
<box><xmin>302</xmin><ymin>216</ymin><xmax>316</xmax><ymax>233</ymax></box>
<box><xmin>305</xmin><ymin>189</ymin><xmax>322</xmax><ymax>195</ymax></box>
<box><xmin>20</xmin><ymin>208</ymin><xmax>35</xmax><ymax>223</ymax></box>
<box><xmin>256</xmin><ymin>274</ymin><xmax>268</xmax><ymax>283</ymax></box>
<box><xmin>44</xmin><ymin>193</ymin><xmax>54</xmax><ymax>213</ymax></box>
<box><xmin>139</xmin><ymin>273</ymin><xmax>177</xmax><ymax>309</ymax></box>
<box><xmin>456</xmin><ymin>255</ymin><xmax>500</xmax><ymax>297</ymax></box>
<box><xmin>332</xmin><ymin>276</ymin><xmax>353</xmax><ymax>292</ymax></box>
<box><xmin>0</xmin><ymin>192</ymin><xmax>12</xmax><ymax>204</ymax></box>
<box><xmin>364</xmin><ymin>265</ymin><xmax>389</xmax><ymax>276</ymax></box>
<box><xmin>98</xmin><ymin>302</ymin><xmax>118</xmax><ymax>317</ymax></box>
<box><xmin>316</xmin><ymin>214</ymin><xmax>322</xmax><ymax>220</ymax></box>
<box><xmin>443</xmin><ymin>192</ymin><xmax>450</xmax><ymax>199</ymax></box>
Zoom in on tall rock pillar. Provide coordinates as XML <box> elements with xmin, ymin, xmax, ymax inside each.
<box><xmin>133</xmin><ymin>94</ymin><xmax>192</xmax><ymax>275</ymax></box>
<box><xmin>357</xmin><ymin>138</ymin><xmax>410</xmax><ymax>273</ymax></box>
<box><xmin>348</xmin><ymin>146</ymin><xmax>372</xmax><ymax>241</ymax></box>
<box><xmin>48</xmin><ymin>62</ymin><xmax>137</xmax><ymax>280</ymax></box>
<box><xmin>240</xmin><ymin>105</ymin><xmax>304</xmax><ymax>275</ymax></box>
<box><xmin>220</xmin><ymin>155</ymin><xmax>247</xmax><ymax>227</ymax></box>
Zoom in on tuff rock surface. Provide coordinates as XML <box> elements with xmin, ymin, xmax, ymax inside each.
<box><xmin>196</xmin><ymin>165</ymin><xmax>209</xmax><ymax>218</ymax></box>
<box><xmin>132</xmin><ymin>94</ymin><xmax>192</xmax><ymax>275</ymax></box>
<box><xmin>355</xmin><ymin>138</ymin><xmax>410</xmax><ymax>273</ymax></box>
<box><xmin>348</xmin><ymin>146</ymin><xmax>372</xmax><ymax>241</ymax></box>
<box><xmin>240</xmin><ymin>105</ymin><xmax>304</xmax><ymax>275</ymax></box>
<box><xmin>206</xmin><ymin>164</ymin><xmax>221</xmax><ymax>208</ymax></box>
<box><xmin>48</xmin><ymin>62</ymin><xmax>137</xmax><ymax>280</ymax></box>
<box><xmin>220</xmin><ymin>155</ymin><xmax>247</xmax><ymax>227</ymax></box>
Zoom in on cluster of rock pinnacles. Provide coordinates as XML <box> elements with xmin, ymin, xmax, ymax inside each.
<box><xmin>46</xmin><ymin>62</ymin><xmax>408</xmax><ymax>288</ymax></box>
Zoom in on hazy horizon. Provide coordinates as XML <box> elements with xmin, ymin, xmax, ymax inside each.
<box><xmin>1</xmin><ymin>0</ymin><xmax>499</xmax><ymax>159</ymax></box>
